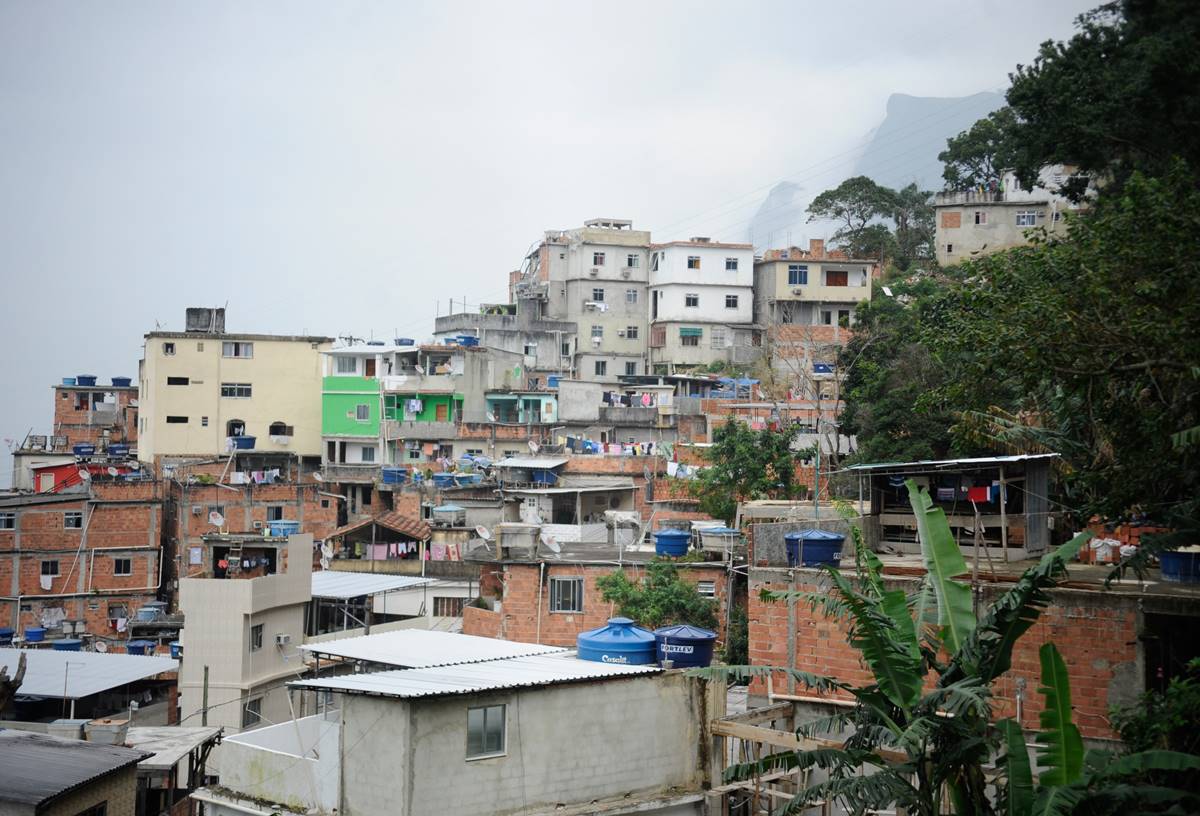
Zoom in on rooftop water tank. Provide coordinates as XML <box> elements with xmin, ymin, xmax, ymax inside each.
<box><xmin>0</xmin><ymin>627</ymin><xmax>13</xmax><ymax>646</ymax></box>
<box><xmin>699</xmin><ymin>526</ymin><xmax>742</xmax><ymax>553</ymax></box>
<box><xmin>431</xmin><ymin>504</ymin><xmax>466</xmax><ymax>526</ymax></box>
<box><xmin>269</xmin><ymin>519</ymin><xmax>300</xmax><ymax>537</ymax></box>
<box><xmin>107</xmin><ymin>444</ymin><xmax>129</xmax><ymax>458</ymax></box>
<box><xmin>1160</xmin><ymin>549</ymin><xmax>1200</xmax><ymax>583</ymax></box>
<box><xmin>654</xmin><ymin>529</ymin><xmax>692</xmax><ymax>557</ymax></box>
<box><xmin>125</xmin><ymin>640</ymin><xmax>155</xmax><ymax>655</ymax></box>
<box><xmin>654</xmin><ymin>624</ymin><xmax>717</xmax><ymax>668</ymax></box>
<box><xmin>784</xmin><ymin>529</ymin><xmax>846</xmax><ymax>567</ymax></box>
<box><xmin>52</xmin><ymin>638</ymin><xmax>82</xmax><ymax>652</ymax></box>
<box><xmin>62</xmin><ymin>377</ymin><xmax>77</xmax><ymax>386</ymax></box>
<box><xmin>394</xmin><ymin>338</ymin><xmax>415</xmax><ymax>346</ymax></box>
<box><xmin>231</xmin><ymin>436</ymin><xmax>256</xmax><ymax>450</ymax></box>
<box><xmin>24</xmin><ymin>627</ymin><xmax>46</xmax><ymax>643</ymax></box>
<box><xmin>76</xmin><ymin>375</ymin><xmax>97</xmax><ymax>387</ymax></box>
<box><xmin>577</xmin><ymin>617</ymin><xmax>657</xmax><ymax>665</ymax></box>
<box><xmin>111</xmin><ymin>377</ymin><xmax>132</xmax><ymax>387</ymax></box>
<box><xmin>73</xmin><ymin>444</ymin><xmax>96</xmax><ymax>457</ymax></box>
<box><xmin>381</xmin><ymin>466</ymin><xmax>408</xmax><ymax>485</ymax></box>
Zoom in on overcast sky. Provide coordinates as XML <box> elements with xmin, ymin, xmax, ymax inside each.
<box><xmin>0</xmin><ymin>0</ymin><xmax>1094</xmax><ymax>481</ymax></box>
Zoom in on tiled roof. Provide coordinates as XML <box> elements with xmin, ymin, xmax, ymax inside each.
<box><xmin>328</xmin><ymin>511</ymin><xmax>431</xmax><ymax>541</ymax></box>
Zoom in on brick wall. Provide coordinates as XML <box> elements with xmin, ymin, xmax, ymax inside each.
<box><xmin>747</xmin><ymin>568</ymin><xmax>1148</xmax><ymax>740</ymax></box>
<box><xmin>42</xmin><ymin>764</ymin><xmax>139</xmax><ymax>816</ymax></box>
<box><xmin>463</xmin><ymin>561</ymin><xmax>730</xmax><ymax>647</ymax></box>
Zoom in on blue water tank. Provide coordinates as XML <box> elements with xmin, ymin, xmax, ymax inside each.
<box><xmin>231</xmin><ymin>436</ymin><xmax>256</xmax><ymax>450</ymax></box>
<box><xmin>547</xmin><ymin>376</ymin><xmax>561</xmax><ymax>389</ymax></box>
<box><xmin>577</xmin><ymin>617</ymin><xmax>657</xmax><ymax>665</ymax></box>
<box><xmin>24</xmin><ymin>627</ymin><xmax>45</xmax><ymax>643</ymax></box>
<box><xmin>73</xmin><ymin>443</ymin><xmax>96</xmax><ymax>457</ymax></box>
<box><xmin>76</xmin><ymin>375</ymin><xmax>97</xmax><ymax>386</ymax></box>
<box><xmin>382</xmin><ymin>467</ymin><xmax>408</xmax><ymax>485</ymax></box>
<box><xmin>654</xmin><ymin>529</ymin><xmax>692</xmax><ymax>557</ymax></box>
<box><xmin>169</xmin><ymin>641</ymin><xmax>182</xmax><ymax>659</ymax></box>
<box><xmin>0</xmin><ymin>627</ymin><xmax>13</xmax><ymax>646</ymax></box>
<box><xmin>784</xmin><ymin>529</ymin><xmax>846</xmax><ymax>567</ymax></box>
<box><xmin>431</xmin><ymin>473</ymin><xmax>456</xmax><ymax>488</ymax></box>
<box><xmin>269</xmin><ymin>519</ymin><xmax>300</xmax><ymax>537</ymax></box>
<box><xmin>125</xmin><ymin>640</ymin><xmax>155</xmax><ymax>655</ymax></box>
<box><xmin>107</xmin><ymin>444</ymin><xmax>130</xmax><ymax>458</ymax></box>
<box><xmin>62</xmin><ymin>377</ymin><xmax>77</xmax><ymax>386</ymax></box>
<box><xmin>457</xmin><ymin>335</ymin><xmax>480</xmax><ymax>347</ymax></box>
<box><xmin>654</xmin><ymin>624</ymin><xmax>717</xmax><ymax>668</ymax></box>
<box><xmin>111</xmin><ymin>377</ymin><xmax>132</xmax><ymax>387</ymax></box>
<box><xmin>52</xmin><ymin>638</ymin><xmax>82</xmax><ymax>652</ymax></box>
<box><xmin>1160</xmin><ymin>551</ymin><xmax>1200</xmax><ymax>583</ymax></box>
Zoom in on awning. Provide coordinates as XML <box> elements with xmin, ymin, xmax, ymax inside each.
<box><xmin>679</xmin><ymin>327</ymin><xmax>703</xmax><ymax>337</ymax></box>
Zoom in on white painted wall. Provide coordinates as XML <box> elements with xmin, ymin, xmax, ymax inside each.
<box><xmin>650</xmin><ymin>243</ymin><xmax>754</xmax><ymax>288</ymax></box>
<box><xmin>650</xmin><ymin>283</ymin><xmax>753</xmax><ymax>323</ymax></box>
<box><xmin>209</xmin><ymin>715</ymin><xmax>340</xmax><ymax>813</ymax></box>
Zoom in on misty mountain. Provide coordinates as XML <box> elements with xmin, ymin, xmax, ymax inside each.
<box><xmin>747</xmin><ymin>90</ymin><xmax>1005</xmax><ymax>249</ymax></box>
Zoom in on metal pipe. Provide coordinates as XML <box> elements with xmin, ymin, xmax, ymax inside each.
<box><xmin>534</xmin><ymin>561</ymin><xmax>546</xmax><ymax>644</ymax></box>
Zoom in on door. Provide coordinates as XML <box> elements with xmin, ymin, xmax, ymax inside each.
<box><xmin>435</xmin><ymin>402</ymin><xmax>449</xmax><ymax>422</ymax></box>
<box><xmin>365</xmin><ymin>358</ymin><xmax>377</xmax><ymax>377</ymax></box>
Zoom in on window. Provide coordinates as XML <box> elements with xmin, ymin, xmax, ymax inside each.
<box><xmin>725</xmin><ymin>257</ymin><xmax>738</xmax><ymax>270</ymax></box>
<box><xmin>335</xmin><ymin>356</ymin><xmax>358</xmax><ymax>374</ymax></box>
<box><xmin>356</xmin><ymin>404</ymin><xmax>370</xmax><ymax>421</ymax></box>
<box><xmin>75</xmin><ymin>803</ymin><xmax>107</xmax><ymax>816</ymax></box>
<box><xmin>594</xmin><ymin>361</ymin><xmax>607</xmax><ymax>376</ymax></box>
<box><xmin>696</xmin><ymin>580</ymin><xmax>716</xmax><ymax>598</ymax></box>
<box><xmin>267</xmin><ymin>506</ymin><xmax>284</xmax><ymax>522</ymax></box>
<box><xmin>625</xmin><ymin>288</ymin><xmax>638</xmax><ymax>303</ymax></box>
<box><xmin>113</xmin><ymin>557</ymin><xmax>132</xmax><ymax>576</ymax></box>
<box><xmin>625</xmin><ymin>254</ymin><xmax>639</xmax><ymax>268</ymax></box>
<box><xmin>685</xmin><ymin>293</ymin><xmax>699</xmax><ymax>308</ymax></box>
<box><xmin>250</xmin><ymin>624</ymin><xmax>264</xmax><ymax>652</ymax></box>
<box><xmin>201</xmin><ymin>416</ymin><xmax>208</xmax><ymax>427</ymax></box>
<box><xmin>946</xmin><ymin>243</ymin><xmax>954</xmax><ymax>254</ymax></box>
<box><xmin>166</xmin><ymin>415</ymin><xmax>188</xmax><ymax>424</ymax></box>
<box><xmin>268</xmin><ymin>421</ymin><xmax>293</xmax><ymax>436</ymax></box>
<box><xmin>167</xmin><ymin>376</ymin><xmax>189</xmax><ymax>386</ymax></box>
<box><xmin>725</xmin><ymin>294</ymin><xmax>739</xmax><ymax>309</ymax></box>
<box><xmin>591</xmin><ymin>288</ymin><xmax>605</xmax><ymax>302</ymax></box>
<box><xmin>822</xmin><ymin>310</ymin><xmax>833</xmax><ymax>325</ymax></box>
<box><xmin>226</xmin><ymin>419</ymin><xmax>245</xmax><ymax>437</ymax></box>
<box><xmin>197</xmin><ymin>342</ymin><xmax>204</xmax><ymax>352</ymax></box>
<box><xmin>163</xmin><ymin>342</ymin><xmax>175</xmax><ymax>356</ymax></box>
<box><xmin>974</xmin><ymin>211</ymin><xmax>988</xmax><ymax>225</ymax></box>
<box><xmin>223</xmin><ymin>341</ymin><xmax>254</xmax><ymax>358</ymax></box>
<box><xmin>625</xmin><ymin>361</ymin><xmax>638</xmax><ymax>376</ymax></box>
<box><xmin>826</xmin><ymin>270</ymin><xmax>848</xmax><ymax>286</ymax></box>
<box><xmin>549</xmin><ymin>576</ymin><xmax>584</xmax><ymax>612</ymax></box>
<box><xmin>625</xmin><ymin>326</ymin><xmax>639</xmax><ymax>339</ymax></box>
<box><xmin>41</xmin><ymin>560</ymin><xmax>59</xmax><ymax>576</ymax></box>
<box><xmin>242</xmin><ymin>697</ymin><xmax>262</xmax><ymax>728</ymax></box>
<box><xmin>64</xmin><ymin>511</ymin><xmax>83</xmax><ymax>529</ymax></box>
<box><xmin>0</xmin><ymin>513</ymin><xmax>14</xmax><ymax>530</ymax></box>
<box><xmin>838</xmin><ymin>309</ymin><xmax>851</xmax><ymax>326</ymax></box>
<box><xmin>561</xmin><ymin>342</ymin><xmax>571</xmax><ymax>357</ymax></box>
<box><xmin>1052</xmin><ymin>210</ymin><xmax>1062</xmax><ymax>222</ymax></box>
<box><xmin>787</xmin><ymin>264</ymin><xmax>808</xmax><ymax>285</ymax></box>
<box><xmin>687</xmin><ymin>256</ymin><xmax>701</xmax><ymax>270</ymax></box>
<box><xmin>591</xmin><ymin>325</ymin><xmax>603</xmax><ymax>339</ymax></box>
<box><xmin>107</xmin><ymin>603</ymin><xmax>127</xmax><ymax>624</ymax></box>
<box><xmin>523</xmin><ymin>343</ymin><xmax>536</xmax><ymax>356</ymax></box>
<box><xmin>360</xmin><ymin>446</ymin><xmax>376</xmax><ymax>463</ymax></box>
<box><xmin>711</xmin><ymin>327</ymin><xmax>728</xmax><ymax>348</ymax></box>
<box><xmin>466</xmin><ymin>704</ymin><xmax>506</xmax><ymax>759</ymax></box>
<box><xmin>681</xmin><ymin>334</ymin><xmax>699</xmax><ymax>347</ymax></box>
<box><xmin>221</xmin><ymin>383</ymin><xmax>252</xmax><ymax>398</ymax></box>
<box><xmin>434</xmin><ymin>596</ymin><xmax>466</xmax><ymax>617</ymax></box>
<box><xmin>407</xmin><ymin>449</ymin><xmax>421</xmax><ymax>461</ymax></box>
<box><xmin>591</xmin><ymin>251</ymin><xmax>606</xmax><ymax>266</ymax></box>
<box><xmin>650</xmin><ymin>252</ymin><xmax>660</xmax><ymax>271</ymax></box>
<box><xmin>1016</xmin><ymin>210</ymin><xmax>1037</xmax><ymax>227</ymax></box>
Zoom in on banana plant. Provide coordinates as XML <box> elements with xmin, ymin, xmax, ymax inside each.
<box><xmin>996</xmin><ymin>642</ymin><xmax>1200</xmax><ymax>816</ymax></box>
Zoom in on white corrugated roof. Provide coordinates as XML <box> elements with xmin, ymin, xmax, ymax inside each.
<box><xmin>845</xmin><ymin>453</ymin><xmax>1061</xmax><ymax>472</ymax></box>
<box><xmin>0</xmin><ymin>648</ymin><xmax>177</xmax><ymax>700</ymax></box>
<box><xmin>291</xmin><ymin>651</ymin><xmax>659</xmax><ymax>698</ymax></box>
<box><xmin>310</xmin><ymin>570</ymin><xmax>433</xmax><ymax>600</ymax></box>
<box><xmin>300</xmin><ymin>629</ymin><xmax>566</xmax><ymax>667</ymax></box>
<box><xmin>493</xmin><ymin>457</ymin><xmax>569</xmax><ymax>469</ymax></box>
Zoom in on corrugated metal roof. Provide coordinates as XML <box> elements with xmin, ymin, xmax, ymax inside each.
<box><xmin>493</xmin><ymin>457</ymin><xmax>569</xmax><ymax>469</ymax></box>
<box><xmin>0</xmin><ymin>648</ymin><xmax>177</xmax><ymax>699</ymax></box>
<box><xmin>845</xmin><ymin>453</ymin><xmax>1061</xmax><ymax>472</ymax></box>
<box><xmin>300</xmin><ymin>629</ymin><xmax>566</xmax><ymax>667</ymax></box>
<box><xmin>291</xmin><ymin>651</ymin><xmax>659</xmax><ymax>698</ymax></box>
<box><xmin>311</xmin><ymin>570</ymin><xmax>433</xmax><ymax>600</ymax></box>
<box><xmin>0</xmin><ymin>730</ymin><xmax>151</xmax><ymax>805</ymax></box>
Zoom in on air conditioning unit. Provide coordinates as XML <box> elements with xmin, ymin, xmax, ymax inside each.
<box><xmin>620</xmin><ymin>268</ymin><xmax>632</xmax><ymax>279</ymax></box>
<box><xmin>592</xmin><ymin>337</ymin><xmax>602</xmax><ymax>346</ymax></box>
<box><xmin>792</xmin><ymin>288</ymin><xmax>804</xmax><ymax>296</ymax></box>
<box><xmin>617</xmin><ymin>330</ymin><xmax>626</xmax><ymax>338</ymax></box>
<box><xmin>252</xmin><ymin>520</ymin><xmax>263</xmax><ymax>530</ymax></box>
<box><xmin>191</xmin><ymin>506</ymin><xmax>203</xmax><ymax>515</ymax></box>
<box><xmin>275</xmin><ymin>633</ymin><xmax>291</xmax><ymax>646</ymax></box>
<box><xmin>588</xmin><ymin>268</ymin><xmax>600</xmax><ymax>277</ymax></box>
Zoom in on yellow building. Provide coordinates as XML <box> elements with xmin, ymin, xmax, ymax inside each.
<box><xmin>138</xmin><ymin>309</ymin><xmax>332</xmax><ymax>462</ymax></box>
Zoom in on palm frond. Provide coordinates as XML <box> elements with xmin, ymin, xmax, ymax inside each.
<box><xmin>998</xmin><ymin>718</ymin><xmax>1034</xmax><ymax>816</ymax></box>
<box><xmin>688</xmin><ymin>664</ymin><xmax>845</xmax><ymax>695</ymax></box>
<box><xmin>1035</xmin><ymin>643</ymin><xmax>1084</xmax><ymax>786</ymax></box>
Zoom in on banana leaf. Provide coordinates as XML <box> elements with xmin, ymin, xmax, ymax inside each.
<box><xmin>1035</xmin><ymin>643</ymin><xmax>1084</xmax><ymax>786</ymax></box>
<box><xmin>906</xmin><ymin>478</ymin><xmax>975</xmax><ymax>653</ymax></box>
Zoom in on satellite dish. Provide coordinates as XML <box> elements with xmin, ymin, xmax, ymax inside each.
<box><xmin>882</xmin><ymin>285</ymin><xmax>894</xmax><ymax>297</ymax></box>
<box><xmin>475</xmin><ymin>525</ymin><xmax>493</xmax><ymax>541</ymax></box>
<box><xmin>77</xmin><ymin>469</ymin><xmax>91</xmax><ymax>481</ymax></box>
<box><xmin>312</xmin><ymin>472</ymin><xmax>324</xmax><ymax>483</ymax></box>
<box><xmin>94</xmin><ymin>640</ymin><xmax>108</xmax><ymax>653</ymax></box>
<box><xmin>415</xmin><ymin>365</ymin><xmax>425</xmax><ymax>375</ymax></box>
<box><xmin>319</xmin><ymin>541</ymin><xmax>334</xmax><ymax>570</ymax></box>
<box><xmin>208</xmin><ymin>511</ymin><xmax>225</xmax><ymax>527</ymax></box>
<box><xmin>540</xmin><ymin>534</ymin><xmax>560</xmax><ymax>553</ymax></box>
<box><xmin>128</xmin><ymin>461</ymin><xmax>140</xmax><ymax>470</ymax></box>
<box><xmin>528</xmin><ymin>440</ymin><xmax>539</xmax><ymax>454</ymax></box>
<box><xmin>107</xmin><ymin>466</ymin><xmax>119</xmax><ymax>477</ymax></box>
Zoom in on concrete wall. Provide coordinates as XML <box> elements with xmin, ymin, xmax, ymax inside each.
<box><xmin>339</xmin><ymin>672</ymin><xmax>720</xmax><ymax>816</ymax></box>
<box><xmin>214</xmin><ymin>715</ymin><xmax>340</xmax><ymax>813</ymax></box>
<box><xmin>650</xmin><ymin>283</ymin><xmax>753</xmax><ymax>324</ymax></box>
<box><xmin>935</xmin><ymin>201</ymin><xmax>1070</xmax><ymax>266</ymax></box>
<box><xmin>26</xmin><ymin>764</ymin><xmax>140</xmax><ymax>816</ymax></box>
<box><xmin>557</xmin><ymin>380</ymin><xmax>605</xmax><ymax>423</ymax></box>
<box><xmin>140</xmin><ymin>334</ymin><xmax>331</xmax><ymax>461</ymax></box>
<box><xmin>178</xmin><ymin>535</ymin><xmax>312</xmax><ymax>731</ymax></box>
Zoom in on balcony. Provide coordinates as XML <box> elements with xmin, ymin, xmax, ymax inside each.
<box><xmin>600</xmin><ymin>406</ymin><xmax>676</xmax><ymax>428</ymax></box>
<box><xmin>380</xmin><ymin>373</ymin><xmax>456</xmax><ymax>393</ymax></box>
<box><xmin>383</xmin><ymin>419</ymin><xmax>459</xmax><ymax>441</ymax></box>
<box><xmin>321</xmin><ymin>463</ymin><xmax>381</xmax><ymax>483</ymax></box>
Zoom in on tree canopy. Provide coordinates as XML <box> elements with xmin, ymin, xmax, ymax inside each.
<box><xmin>690</xmin><ymin>419</ymin><xmax>808</xmax><ymax>524</ymax></box>
<box><xmin>596</xmin><ymin>561</ymin><xmax>718</xmax><ymax>632</ymax></box>
<box><xmin>805</xmin><ymin>176</ymin><xmax>934</xmax><ymax>270</ymax></box>
<box><xmin>938</xmin><ymin>106</ymin><xmax>1018</xmax><ymax>190</ymax></box>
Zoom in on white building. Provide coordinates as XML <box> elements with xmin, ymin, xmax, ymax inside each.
<box><xmin>648</xmin><ymin>238</ymin><xmax>759</xmax><ymax>373</ymax></box>
<box><xmin>193</xmin><ymin>634</ymin><xmax>724</xmax><ymax>816</ymax></box>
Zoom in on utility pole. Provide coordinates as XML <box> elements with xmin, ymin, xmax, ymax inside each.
<box><xmin>201</xmin><ymin>665</ymin><xmax>209</xmax><ymax>726</ymax></box>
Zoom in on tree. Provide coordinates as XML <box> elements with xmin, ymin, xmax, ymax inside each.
<box><xmin>596</xmin><ymin>561</ymin><xmax>718</xmax><ymax>631</ymax></box>
<box><xmin>1002</xmin><ymin>0</ymin><xmax>1200</xmax><ymax>196</ymax></box>
<box><xmin>806</xmin><ymin>176</ymin><xmax>893</xmax><ymax>257</ymax></box>
<box><xmin>690</xmin><ymin>419</ymin><xmax>809</xmax><ymax>524</ymax></box>
<box><xmin>886</xmin><ymin>183</ymin><xmax>935</xmax><ymax>271</ymax></box>
<box><xmin>697</xmin><ymin>484</ymin><xmax>1200</xmax><ymax>815</ymax></box>
<box><xmin>939</xmin><ymin>106</ymin><xmax>1018</xmax><ymax>190</ymax></box>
